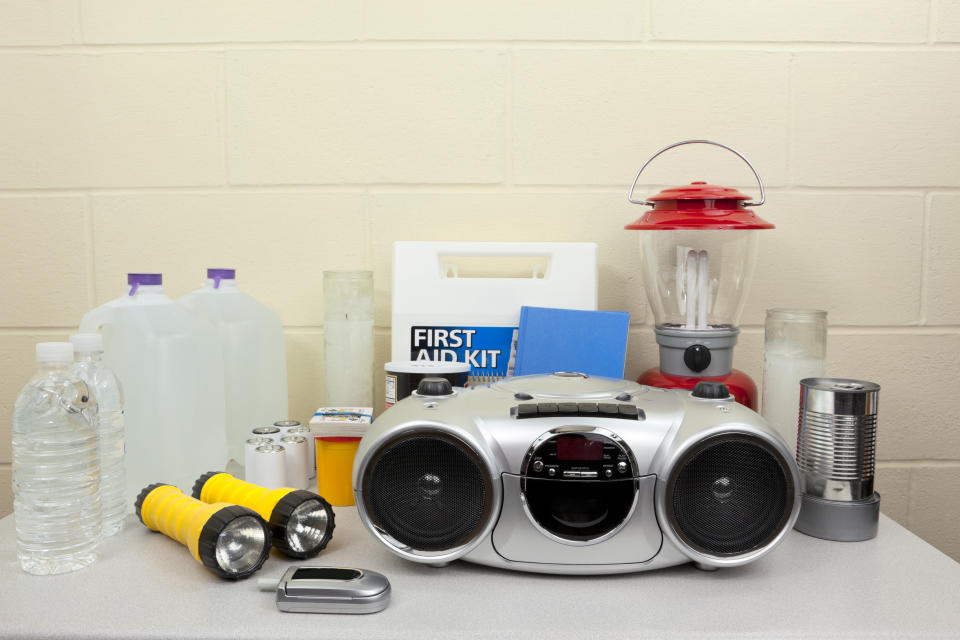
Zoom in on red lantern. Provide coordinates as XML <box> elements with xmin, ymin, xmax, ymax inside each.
<box><xmin>625</xmin><ymin>140</ymin><xmax>774</xmax><ymax>409</ymax></box>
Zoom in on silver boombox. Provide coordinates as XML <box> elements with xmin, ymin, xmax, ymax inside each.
<box><xmin>353</xmin><ymin>373</ymin><xmax>801</xmax><ymax>575</ymax></box>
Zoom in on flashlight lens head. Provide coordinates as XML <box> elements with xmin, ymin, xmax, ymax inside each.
<box><xmin>268</xmin><ymin>490</ymin><xmax>335</xmax><ymax>558</ymax></box>
<box><xmin>215</xmin><ymin>515</ymin><xmax>269</xmax><ymax>577</ymax></box>
<box><xmin>286</xmin><ymin>499</ymin><xmax>331</xmax><ymax>554</ymax></box>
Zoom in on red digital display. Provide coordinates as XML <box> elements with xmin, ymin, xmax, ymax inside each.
<box><xmin>556</xmin><ymin>435</ymin><xmax>604</xmax><ymax>461</ymax></box>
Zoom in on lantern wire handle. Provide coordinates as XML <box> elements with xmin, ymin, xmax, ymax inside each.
<box><xmin>626</xmin><ymin>139</ymin><xmax>766</xmax><ymax>207</ymax></box>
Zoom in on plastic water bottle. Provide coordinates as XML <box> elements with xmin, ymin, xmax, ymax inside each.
<box><xmin>79</xmin><ymin>273</ymin><xmax>227</xmax><ymax>506</ymax></box>
<box><xmin>12</xmin><ymin>342</ymin><xmax>101</xmax><ymax>575</ymax></box>
<box><xmin>180</xmin><ymin>268</ymin><xmax>288</xmax><ymax>469</ymax></box>
<box><xmin>70</xmin><ymin>333</ymin><xmax>126</xmax><ymax>536</ymax></box>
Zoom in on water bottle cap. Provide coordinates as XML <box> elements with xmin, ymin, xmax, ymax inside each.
<box><xmin>36</xmin><ymin>342</ymin><xmax>74</xmax><ymax>364</ymax></box>
<box><xmin>69</xmin><ymin>333</ymin><xmax>103</xmax><ymax>353</ymax></box>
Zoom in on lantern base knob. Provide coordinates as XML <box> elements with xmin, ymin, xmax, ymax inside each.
<box><xmin>654</xmin><ymin>325</ymin><xmax>738</xmax><ymax>378</ymax></box>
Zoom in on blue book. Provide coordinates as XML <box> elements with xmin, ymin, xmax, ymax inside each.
<box><xmin>513</xmin><ymin>306</ymin><xmax>630</xmax><ymax>379</ymax></box>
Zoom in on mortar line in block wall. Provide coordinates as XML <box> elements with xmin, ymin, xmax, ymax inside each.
<box><xmin>219</xmin><ymin>51</ymin><xmax>230</xmax><ymax>187</ymax></box>
<box><xmin>644</xmin><ymin>0</ymin><xmax>652</xmax><ymax>42</ymax></box>
<box><xmin>504</xmin><ymin>48</ymin><xmax>513</xmax><ymax>187</ymax></box>
<box><xmin>0</xmin><ymin>185</ymin><xmax>957</xmax><ymax>197</ymax></box>
<box><xmin>0</xmin><ymin>327</ymin><xmax>83</xmax><ymax>336</ymax></box>
<box><xmin>281</xmin><ymin>325</ymin><xmax>960</xmax><ymax>334</ymax></box>
<box><xmin>1</xmin><ymin>42</ymin><xmax>960</xmax><ymax>54</ymax></box>
<box><xmin>737</xmin><ymin>325</ymin><xmax>960</xmax><ymax>334</ymax></box>
<box><xmin>878</xmin><ymin>460</ymin><xmax>960</xmax><ymax>467</ymax></box>
<box><xmin>84</xmin><ymin>193</ymin><xmax>95</xmax><ymax>309</ymax></box>
<box><xmin>280</xmin><ymin>326</ymin><xmax>393</xmax><ymax>334</ymax></box>
<box><xmin>362</xmin><ymin>190</ymin><xmax>373</xmax><ymax>269</ymax></box>
<box><xmin>919</xmin><ymin>192</ymin><xmax>933</xmax><ymax>325</ymax></box>
<box><xmin>786</xmin><ymin>52</ymin><xmax>797</xmax><ymax>189</ymax></box>
<box><xmin>929</xmin><ymin>0</ymin><xmax>938</xmax><ymax>44</ymax></box>
<box><xmin>71</xmin><ymin>0</ymin><xmax>83</xmax><ymax>45</ymax></box>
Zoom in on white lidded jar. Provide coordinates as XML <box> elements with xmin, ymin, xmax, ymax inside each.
<box><xmin>79</xmin><ymin>273</ymin><xmax>227</xmax><ymax>507</ymax></box>
<box><xmin>179</xmin><ymin>268</ymin><xmax>288</xmax><ymax>469</ymax></box>
<box><xmin>762</xmin><ymin>309</ymin><xmax>827</xmax><ymax>454</ymax></box>
<box><xmin>70</xmin><ymin>332</ymin><xmax>125</xmax><ymax>536</ymax></box>
<box><xmin>13</xmin><ymin>342</ymin><xmax>101</xmax><ymax>575</ymax></box>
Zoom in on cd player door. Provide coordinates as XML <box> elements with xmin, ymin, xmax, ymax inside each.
<box><xmin>492</xmin><ymin>428</ymin><xmax>662</xmax><ymax>565</ymax></box>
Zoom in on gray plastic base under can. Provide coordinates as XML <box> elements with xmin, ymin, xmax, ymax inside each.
<box><xmin>794</xmin><ymin>492</ymin><xmax>880</xmax><ymax>542</ymax></box>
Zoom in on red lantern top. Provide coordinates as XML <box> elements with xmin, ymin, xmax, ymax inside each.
<box><xmin>624</xmin><ymin>181</ymin><xmax>775</xmax><ymax>230</ymax></box>
<box><xmin>624</xmin><ymin>140</ymin><xmax>775</xmax><ymax>231</ymax></box>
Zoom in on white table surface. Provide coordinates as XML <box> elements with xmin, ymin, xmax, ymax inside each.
<box><xmin>0</xmin><ymin>509</ymin><xmax>958</xmax><ymax>639</ymax></box>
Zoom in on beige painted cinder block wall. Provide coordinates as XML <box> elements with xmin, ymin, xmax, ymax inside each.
<box><xmin>1</xmin><ymin>0</ymin><xmax>959</xmax><ymax>560</ymax></box>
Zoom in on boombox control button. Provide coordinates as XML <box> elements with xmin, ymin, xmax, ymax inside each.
<box><xmin>618</xmin><ymin>405</ymin><xmax>640</xmax><ymax>418</ymax></box>
<box><xmin>416</xmin><ymin>377</ymin><xmax>454</xmax><ymax>397</ymax></box>
<box><xmin>514</xmin><ymin>392</ymin><xmax>534</xmax><ymax>401</ymax></box>
<box><xmin>563</xmin><ymin>471</ymin><xmax>582</xmax><ymax>478</ymax></box>
<box><xmin>598</xmin><ymin>403</ymin><xmax>619</xmax><ymax>415</ymax></box>
<box><xmin>580</xmin><ymin>471</ymin><xmax>598</xmax><ymax>478</ymax></box>
<box><xmin>516</xmin><ymin>404</ymin><xmax>538</xmax><ymax>418</ymax></box>
<box><xmin>617</xmin><ymin>461</ymin><xmax>628</xmax><ymax>474</ymax></box>
<box><xmin>692</xmin><ymin>381</ymin><xmax>731</xmax><ymax>400</ymax></box>
<box><xmin>538</xmin><ymin>403</ymin><xmax>559</xmax><ymax>415</ymax></box>
<box><xmin>515</xmin><ymin>402</ymin><xmax>644</xmax><ymax>419</ymax></box>
<box><xmin>532</xmin><ymin>460</ymin><xmax>544</xmax><ymax>473</ymax></box>
<box><xmin>605</xmin><ymin>469</ymin><xmax>613</xmax><ymax>478</ymax></box>
<box><xmin>547</xmin><ymin>468</ymin><xmax>556</xmax><ymax>477</ymax></box>
<box><xmin>557</xmin><ymin>402</ymin><xmax>579</xmax><ymax>415</ymax></box>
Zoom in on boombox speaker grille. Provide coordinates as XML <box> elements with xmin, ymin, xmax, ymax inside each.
<box><xmin>666</xmin><ymin>434</ymin><xmax>794</xmax><ymax>557</ymax></box>
<box><xmin>362</xmin><ymin>430</ymin><xmax>493</xmax><ymax>553</ymax></box>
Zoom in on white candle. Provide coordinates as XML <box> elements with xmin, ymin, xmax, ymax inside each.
<box><xmin>762</xmin><ymin>352</ymin><xmax>825</xmax><ymax>454</ymax></box>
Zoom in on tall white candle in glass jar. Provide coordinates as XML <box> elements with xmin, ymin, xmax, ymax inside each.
<box><xmin>323</xmin><ymin>271</ymin><xmax>374</xmax><ymax>407</ymax></box>
<box><xmin>762</xmin><ymin>309</ymin><xmax>827</xmax><ymax>455</ymax></box>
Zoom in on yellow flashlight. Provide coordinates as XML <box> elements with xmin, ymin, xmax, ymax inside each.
<box><xmin>192</xmin><ymin>472</ymin><xmax>335</xmax><ymax>559</ymax></box>
<box><xmin>135</xmin><ymin>483</ymin><xmax>272</xmax><ymax>580</ymax></box>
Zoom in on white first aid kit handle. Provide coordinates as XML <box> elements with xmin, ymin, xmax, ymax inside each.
<box><xmin>394</xmin><ymin>241</ymin><xmax>597</xmax><ymax>285</ymax></box>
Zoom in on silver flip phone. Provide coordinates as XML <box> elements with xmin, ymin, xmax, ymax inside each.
<box><xmin>267</xmin><ymin>567</ymin><xmax>391</xmax><ymax>614</ymax></box>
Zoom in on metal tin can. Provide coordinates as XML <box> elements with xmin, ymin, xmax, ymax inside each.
<box><xmin>794</xmin><ymin>377</ymin><xmax>881</xmax><ymax>541</ymax></box>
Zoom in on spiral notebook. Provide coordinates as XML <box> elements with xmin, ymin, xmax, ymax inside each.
<box><xmin>513</xmin><ymin>306</ymin><xmax>630</xmax><ymax>379</ymax></box>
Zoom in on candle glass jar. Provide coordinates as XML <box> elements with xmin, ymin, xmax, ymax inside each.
<box><xmin>323</xmin><ymin>271</ymin><xmax>374</xmax><ymax>407</ymax></box>
<box><xmin>762</xmin><ymin>309</ymin><xmax>827</xmax><ymax>454</ymax></box>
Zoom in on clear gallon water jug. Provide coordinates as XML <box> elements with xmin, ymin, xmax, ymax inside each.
<box><xmin>79</xmin><ymin>273</ymin><xmax>227</xmax><ymax>506</ymax></box>
<box><xmin>13</xmin><ymin>342</ymin><xmax>101</xmax><ymax>575</ymax></box>
<box><xmin>179</xmin><ymin>268</ymin><xmax>288</xmax><ymax>468</ymax></box>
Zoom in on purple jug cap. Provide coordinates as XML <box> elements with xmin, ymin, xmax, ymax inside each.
<box><xmin>127</xmin><ymin>273</ymin><xmax>162</xmax><ymax>296</ymax></box>
<box><xmin>207</xmin><ymin>268</ymin><xmax>235</xmax><ymax>289</ymax></box>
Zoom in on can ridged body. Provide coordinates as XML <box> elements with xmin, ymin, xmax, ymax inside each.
<box><xmin>796</xmin><ymin>378</ymin><xmax>879</xmax><ymax>502</ymax></box>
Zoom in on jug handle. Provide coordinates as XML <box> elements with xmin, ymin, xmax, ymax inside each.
<box><xmin>77</xmin><ymin>305</ymin><xmax>113</xmax><ymax>335</ymax></box>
